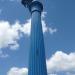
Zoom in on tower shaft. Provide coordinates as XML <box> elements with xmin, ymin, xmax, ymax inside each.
<box><xmin>28</xmin><ymin>1</ymin><xmax>47</xmax><ymax>75</ymax></box>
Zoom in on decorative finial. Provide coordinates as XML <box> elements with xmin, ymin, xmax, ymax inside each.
<box><xmin>21</xmin><ymin>0</ymin><xmax>33</xmax><ymax>7</ymax></box>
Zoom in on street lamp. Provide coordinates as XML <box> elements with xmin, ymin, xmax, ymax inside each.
<box><xmin>21</xmin><ymin>0</ymin><xmax>47</xmax><ymax>75</ymax></box>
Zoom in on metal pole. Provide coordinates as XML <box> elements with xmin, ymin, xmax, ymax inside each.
<box><xmin>21</xmin><ymin>0</ymin><xmax>47</xmax><ymax>75</ymax></box>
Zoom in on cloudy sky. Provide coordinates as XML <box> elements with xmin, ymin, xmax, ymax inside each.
<box><xmin>0</xmin><ymin>0</ymin><xmax>75</xmax><ymax>75</ymax></box>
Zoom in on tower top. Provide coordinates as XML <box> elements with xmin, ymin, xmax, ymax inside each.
<box><xmin>21</xmin><ymin>0</ymin><xmax>33</xmax><ymax>7</ymax></box>
<box><xmin>21</xmin><ymin>0</ymin><xmax>43</xmax><ymax>13</ymax></box>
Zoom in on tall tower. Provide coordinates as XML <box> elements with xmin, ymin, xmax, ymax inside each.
<box><xmin>21</xmin><ymin>0</ymin><xmax>47</xmax><ymax>75</ymax></box>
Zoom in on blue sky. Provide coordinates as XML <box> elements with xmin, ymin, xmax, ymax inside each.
<box><xmin>0</xmin><ymin>0</ymin><xmax>75</xmax><ymax>75</ymax></box>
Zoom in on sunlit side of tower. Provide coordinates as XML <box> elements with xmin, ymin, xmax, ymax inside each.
<box><xmin>21</xmin><ymin>0</ymin><xmax>47</xmax><ymax>75</ymax></box>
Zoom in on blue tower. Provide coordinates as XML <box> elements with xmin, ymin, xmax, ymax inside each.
<box><xmin>22</xmin><ymin>0</ymin><xmax>47</xmax><ymax>75</ymax></box>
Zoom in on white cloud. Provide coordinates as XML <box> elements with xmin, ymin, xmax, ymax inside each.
<box><xmin>21</xmin><ymin>12</ymin><xmax>57</xmax><ymax>36</ymax></box>
<box><xmin>0</xmin><ymin>12</ymin><xmax>57</xmax><ymax>58</ymax></box>
<box><xmin>9</xmin><ymin>43</ymin><xmax>19</xmax><ymax>50</ymax></box>
<box><xmin>21</xmin><ymin>19</ymin><xmax>31</xmax><ymax>36</ymax></box>
<box><xmin>49</xmin><ymin>28</ymin><xmax>57</xmax><ymax>35</ymax></box>
<box><xmin>7</xmin><ymin>67</ymin><xmax>28</xmax><ymax>75</ymax></box>
<box><xmin>42</xmin><ymin>12</ymin><xmax>57</xmax><ymax>34</ymax></box>
<box><xmin>42</xmin><ymin>12</ymin><xmax>47</xmax><ymax>18</ymax></box>
<box><xmin>0</xmin><ymin>21</ymin><xmax>21</xmax><ymax>50</ymax></box>
<box><xmin>46</xmin><ymin>51</ymin><xmax>75</xmax><ymax>74</ymax></box>
<box><xmin>7</xmin><ymin>67</ymin><xmax>57</xmax><ymax>75</ymax></box>
<box><xmin>7</xmin><ymin>51</ymin><xmax>75</xmax><ymax>75</ymax></box>
<box><xmin>0</xmin><ymin>12</ymin><xmax>57</xmax><ymax>50</ymax></box>
<box><xmin>21</xmin><ymin>18</ymin><xmax>49</xmax><ymax>36</ymax></box>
